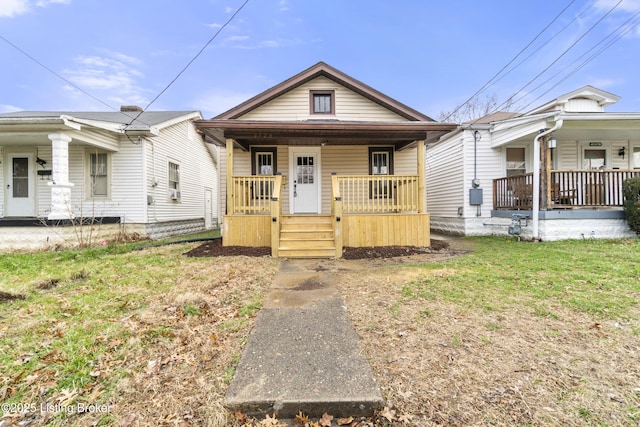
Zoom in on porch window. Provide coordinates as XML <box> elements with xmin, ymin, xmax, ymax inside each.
<box><xmin>369</xmin><ymin>147</ymin><xmax>394</xmax><ymax>198</ymax></box>
<box><xmin>88</xmin><ymin>151</ymin><xmax>109</xmax><ymax>197</ymax></box>
<box><xmin>251</xmin><ymin>147</ymin><xmax>276</xmax><ymax>199</ymax></box>
<box><xmin>310</xmin><ymin>90</ymin><xmax>334</xmax><ymax>115</ymax></box>
<box><xmin>168</xmin><ymin>161</ymin><xmax>181</xmax><ymax>200</ymax></box>
<box><xmin>632</xmin><ymin>147</ymin><xmax>640</xmax><ymax>169</ymax></box>
<box><xmin>506</xmin><ymin>148</ymin><xmax>526</xmax><ymax>176</ymax></box>
<box><xmin>583</xmin><ymin>149</ymin><xmax>606</xmax><ymax>169</ymax></box>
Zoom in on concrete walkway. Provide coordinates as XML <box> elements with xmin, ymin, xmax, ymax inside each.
<box><xmin>224</xmin><ymin>259</ymin><xmax>384</xmax><ymax>419</ymax></box>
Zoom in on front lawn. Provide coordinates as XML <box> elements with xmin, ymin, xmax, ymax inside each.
<box><xmin>0</xmin><ymin>236</ymin><xmax>638</xmax><ymax>426</ymax></box>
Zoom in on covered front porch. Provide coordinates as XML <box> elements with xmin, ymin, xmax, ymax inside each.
<box><xmin>494</xmin><ymin>169</ymin><xmax>640</xmax><ymax>210</ymax></box>
<box><xmin>196</xmin><ymin>120</ymin><xmax>455</xmax><ymax>257</ymax></box>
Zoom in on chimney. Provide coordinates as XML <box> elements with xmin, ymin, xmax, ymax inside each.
<box><xmin>120</xmin><ymin>105</ymin><xmax>143</xmax><ymax>112</ymax></box>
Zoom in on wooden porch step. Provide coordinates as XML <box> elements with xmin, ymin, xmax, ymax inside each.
<box><xmin>277</xmin><ymin>247</ymin><xmax>337</xmax><ymax>258</ymax></box>
<box><xmin>278</xmin><ymin>215</ymin><xmax>335</xmax><ymax>258</ymax></box>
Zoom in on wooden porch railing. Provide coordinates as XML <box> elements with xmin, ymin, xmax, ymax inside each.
<box><xmin>493</xmin><ymin>170</ymin><xmax>640</xmax><ymax>209</ymax></box>
<box><xmin>270</xmin><ymin>175</ymin><xmax>282</xmax><ymax>257</ymax></box>
<box><xmin>229</xmin><ymin>175</ymin><xmax>277</xmax><ymax>214</ymax></box>
<box><xmin>336</xmin><ymin>175</ymin><xmax>420</xmax><ymax>213</ymax></box>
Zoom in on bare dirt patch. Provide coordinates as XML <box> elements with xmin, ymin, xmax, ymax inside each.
<box><xmin>184</xmin><ymin>238</ymin><xmax>458</xmax><ymax>260</ymax></box>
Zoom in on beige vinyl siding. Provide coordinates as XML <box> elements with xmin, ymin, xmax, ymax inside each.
<box><xmin>426</xmin><ymin>138</ymin><xmax>464</xmax><ymax>216</ymax></box>
<box><xmin>241</xmin><ymin>76</ymin><xmax>408</xmax><ymax>122</ymax></box>
<box><xmin>225</xmin><ymin>144</ymin><xmax>418</xmax><ymax>215</ymax></box>
<box><xmin>145</xmin><ymin>121</ymin><xmax>218</xmax><ymax>224</ymax></box>
<box><xmin>394</xmin><ymin>146</ymin><xmax>418</xmax><ymax>175</ymax></box>
<box><xmin>320</xmin><ymin>145</ymin><xmax>369</xmax><ymax>213</ymax></box>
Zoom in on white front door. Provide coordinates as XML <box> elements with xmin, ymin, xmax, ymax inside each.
<box><xmin>290</xmin><ymin>148</ymin><xmax>321</xmax><ymax>214</ymax></box>
<box><xmin>5</xmin><ymin>153</ymin><xmax>36</xmax><ymax>217</ymax></box>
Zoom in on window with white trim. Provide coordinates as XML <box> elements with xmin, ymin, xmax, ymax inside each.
<box><xmin>632</xmin><ymin>146</ymin><xmax>640</xmax><ymax>169</ymax></box>
<box><xmin>506</xmin><ymin>148</ymin><xmax>526</xmax><ymax>176</ymax></box>
<box><xmin>87</xmin><ymin>151</ymin><xmax>109</xmax><ymax>197</ymax></box>
<box><xmin>168</xmin><ymin>161</ymin><xmax>181</xmax><ymax>200</ymax></box>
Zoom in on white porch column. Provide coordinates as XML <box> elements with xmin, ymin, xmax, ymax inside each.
<box><xmin>47</xmin><ymin>132</ymin><xmax>75</xmax><ymax>220</ymax></box>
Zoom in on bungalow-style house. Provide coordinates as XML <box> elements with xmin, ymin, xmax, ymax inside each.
<box><xmin>0</xmin><ymin>108</ymin><xmax>219</xmax><ymax>250</ymax></box>
<box><xmin>195</xmin><ymin>62</ymin><xmax>456</xmax><ymax>257</ymax></box>
<box><xmin>426</xmin><ymin>86</ymin><xmax>640</xmax><ymax>241</ymax></box>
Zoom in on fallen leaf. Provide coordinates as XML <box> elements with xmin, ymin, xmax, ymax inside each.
<box><xmin>120</xmin><ymin>413</ymin><xmax>136</xmax><ymax>427</ymax></box>
<box><xmin>380</xmin><ymin>406</ymin><xmax>396</xmax><ymax>422</ymax></box>
<box><xmin>260</xmin><ymin>413</ymin><xmax>284</xmax><ymax>426</ymax></box>
<box><xmin>293</xmin><ymin>410</ymin><xmax>309</xmax><ymax>424</ymax></box>
<box><xmin>337</xmin><ymin>416</ymin><xmax>354</xmax><ymax>425</ymax></box>
<box><xmin>319</xmin><ymin>412</ymin><xmax>334</xmax><ymax>427</ymax></box>
<box><xmin>398</xmin><ymin>413</ymin><xmax>414</xmax><ymax>422</ymax></box>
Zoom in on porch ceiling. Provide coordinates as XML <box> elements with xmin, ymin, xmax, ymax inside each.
<box><xmin>195</xmin><ymin>119</ymin><xmax>457</xmax><ymax>150</ymax></box>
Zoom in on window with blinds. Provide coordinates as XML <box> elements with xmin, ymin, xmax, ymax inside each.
<box><xmin>310</xmin><ymin>90</ymin><xmax>334</xmax><ymax>115</ymax></box>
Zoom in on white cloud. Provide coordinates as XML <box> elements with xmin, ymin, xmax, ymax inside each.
<box><xmin>63</xmin><ymin>53</ymin><xmax>149</xmax><ymax>106</ymax></box>
<box><xmin>0</xmin><ymin>0</ymin><xmax>69</xmax><ymax>17</ymax></box>
<box><xmin>36</xmin><ymin>0</ymin><xmax>70</xmax><ymax>6</ymax></box>
<box><xmin>0</xmin><ymin>0</ymin><xmax>29</xmax><ymax>17</ymax></box>
<box><xmin>0</xmin><ymin>103</ymin><xmax>23</xmax><ymax>112</ymax></box>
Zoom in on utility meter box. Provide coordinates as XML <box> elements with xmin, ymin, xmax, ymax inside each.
<box><xmin>469</xmin><ymin>188</ymin><xmax>483</xmax><ymax>205</ymax></box>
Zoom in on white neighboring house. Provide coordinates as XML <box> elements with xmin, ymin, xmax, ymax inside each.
<box><xmin>0</xmin><ymin>107</ymin><xmax>220</xmax><ymax>250</ymax></box>
<box><xmin>427</xmin><ymin>86</ymin><xmax>640</xmax><ymax>241</ymax></box>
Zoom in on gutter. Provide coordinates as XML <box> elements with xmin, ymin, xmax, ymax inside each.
<box><xmin>532</xmin><ymin>117</ymin><xmax>563</xmax><ymax>240</ymax></box>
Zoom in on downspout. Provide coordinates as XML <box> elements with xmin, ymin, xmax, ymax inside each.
<box><xmin>532</xmin><ymin>117</ymin><xmax>563</xmax><ymax>240</ymax></box>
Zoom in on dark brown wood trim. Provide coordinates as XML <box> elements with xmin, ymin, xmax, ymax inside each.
<box><xmin>309</xmin><ymin>90</ymin><xmax>335</xmax><ymax>115</ymax></box>
<box><xmin>250</xmin><ymin>146</ymin><xmax>277</xmax><ymax>175</ymax></box>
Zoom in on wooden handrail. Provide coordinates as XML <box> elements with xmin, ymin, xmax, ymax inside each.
<box><xmin>230</xmin><ymin>175</ymin><xmax>277</xmax><ymax>214</ymax></box>
<box><xmin>493</xmin><ymin>170</ymin><xmax>640</xmax><ymax>209</ymax></box>
<box><xmin>336</xmin><ymin>175</ymin><xmax>419</xmax><ymax>213</ymax></box>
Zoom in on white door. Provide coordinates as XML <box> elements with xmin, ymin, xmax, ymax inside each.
<box><xmin>204</xmin><ymin>188</ymin><xmax>212</xmax><ymax>228</ymax></box>
<box><xmin>290</xmin><ymin>148</ymin><xmax>320</xmax><ymax>214</ymax></box>
<box><xmin>5</xmin><ymin>153</ymin><xmax>36</xmax><ymax>217</ymax></box>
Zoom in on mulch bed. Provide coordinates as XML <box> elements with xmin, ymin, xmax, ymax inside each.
<box><xmin>183</xmin><ymin>238</ymin><xmax>449</xmax><ymax>259</ymax></box>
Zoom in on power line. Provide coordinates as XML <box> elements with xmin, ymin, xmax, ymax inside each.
<box><xmin>489</xmin><ymin>0</ymin><xmax>623</xmax><ymax>115</ymax></box>
<box><xmin>441</xmin><ymin>0</ymin><xmax>577</xmax><ymax>122</ymax></box>
<box><xmin>485</xmin><ymin>0</ymin><xmax>597</xmax><ymax>94</ymax></box>
<box><xmin>124</xmin><ymin>0</ymin><xmax>250</xmax><ymax>129</ymax></box>
<box><xmin>518</xmin><ymin>8</ymin><xmax>640</xmax><ymax>111</ymax></box>
<box><xmin>0</xmin><ymin>34</ymin><xmax>151</xmax><ymax>126</ymax></box>
<box><xmin>0</xmin><ymin>34</ymin><xmax>120</xmax><ymax>113</ymax></box>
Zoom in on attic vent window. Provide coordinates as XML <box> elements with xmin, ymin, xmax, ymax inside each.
<box><xmin>310</xmin><ymin>90</ymin><xmax>335</xmax><ymax>115</ymax></box>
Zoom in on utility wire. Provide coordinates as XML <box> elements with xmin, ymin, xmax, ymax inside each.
<box><xmin>0</xmin><ymin>34</ymin><xmax>119</xmax><ymax>113</ymax></box>
<box><xmin>441</xmin><ymin>0</ymin><xmax>576</xmax><ymax>122</ymax></box>
<box><xmin>124</xmin><ymin>0</ymin><xmax>250</xmax><ymax>129</ymax></box>
<box><xmin>518</xmin><ymin>8</ymin><xmax>640</xmax><ymax>112</ymax></box>
<box><xmin>484</xmin><ymin>0</ymin><xmax>597</xmax><ymax>94</ymax></box>
<box><xmin>0</xmin><ymin>34</ymin><xmax>151</xmax><ymax>126</ymax></box>
<box><xmin>488</xmin><ymin>0</ymin><xmax>623</xmax><ymax>116</ymax></box>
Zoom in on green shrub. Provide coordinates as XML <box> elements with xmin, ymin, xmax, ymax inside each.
<box><xmin>623</xmin><ymin>176</ymin><xmax>640</xmax><ymax>235</ymax></box>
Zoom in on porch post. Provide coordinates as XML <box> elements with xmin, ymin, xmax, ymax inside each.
<box><xmin>417</xmin><ymin>140</ymin><xmax>425</xmax><ymax>213</ymax></box>
<box><xmin>47</xmin><ymin>132</ymin><xmax>75</xmax><ymax>220</ymax></box>
<box><xmin>226</xmin><ymin>138</ymin><xmax>234</xmax><ymax>215</ymax></box>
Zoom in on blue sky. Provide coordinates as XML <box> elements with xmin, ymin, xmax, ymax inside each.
<box><xmin>2</xmin><ymin>0</ymin><xmax>640</xmax><ymax>119</ymax></box>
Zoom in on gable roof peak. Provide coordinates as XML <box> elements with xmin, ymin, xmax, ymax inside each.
<box><xmin>214</xmin><ymin>61</ymin><xmax>434</xmax><ymax>122</ymax></box>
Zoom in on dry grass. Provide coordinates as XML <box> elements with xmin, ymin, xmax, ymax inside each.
<box><xmin>0</xmin><ymin>244</ymin><xmax>277</xmax><ymax>427</ymax></box>
<box><xmin>334</xmin><ymin>240</ymin><xmax>640</xmax><ymax>426</ymax></box>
